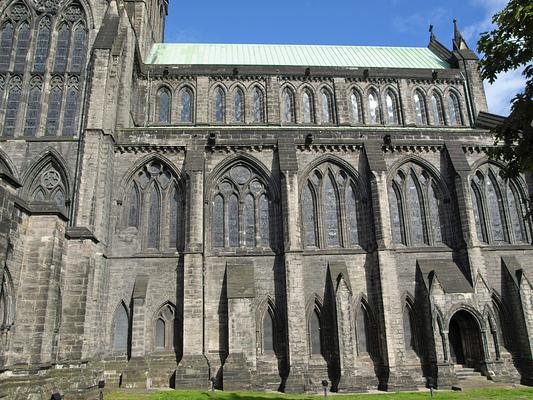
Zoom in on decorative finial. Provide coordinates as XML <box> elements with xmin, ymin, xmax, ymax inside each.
<box><xmin>429</xmin><ymin>24</ymin><xmax>435</xmax><ymax>40</ymax></box>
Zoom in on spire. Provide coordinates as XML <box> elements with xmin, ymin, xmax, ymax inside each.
<box><xmin>452</xmin><ymin>18</ymin><xmax>470</xmax><ymax>50</ymax></box>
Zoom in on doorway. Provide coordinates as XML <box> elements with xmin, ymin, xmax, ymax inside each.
<box><xmin>448</xmin><ymin>310</ymin><xmax>484</xmax><ymax>368</ymax></box>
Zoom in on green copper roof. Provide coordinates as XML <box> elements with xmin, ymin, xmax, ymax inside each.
<box><xmin>146</xmin><ymin>43</ymin><xmax>449</xmax><ymax>69</ymax></box>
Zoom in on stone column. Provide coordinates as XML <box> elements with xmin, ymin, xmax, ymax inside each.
<box><xmin>175</xmin><ymin>141</ymin><xmax>209</xmax><ymax>389</ymax></box>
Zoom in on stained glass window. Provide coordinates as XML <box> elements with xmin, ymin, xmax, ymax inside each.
<box><xmin>259</xmin><ymin>194</ymin><xmax>269</xmax><ymax>246</ymax></box>
<box><xmin>24</xmin><ymin>85</ymin><xmax>42</xmax><ymax>136</ymax></box>
<box><xmin>0</xmin><ymin>23</ymin><xmax>14</xmax><ymax>71</ymax></box>
<box><xmin>252</xmin><ymin>87</ymin><xmax>264</xmax><ymax>122</ymax></box>
<box><xmin>323</xmin><ymin>174</ymin><xmax>340</xmax><ymax>246</ymax></box>
<box><xmin>350</xmin><ymin>90</ymin><xmax>362</xmax><ymax>123</ymax></box>
<box><xmin>321</xmin><ymin>89</ymin><xmax>333</xmax><ymax>123</ymax></box>
<box><xmin>13</xmin><ymin>23</ymin><xmax>30</xmax><ymax>72</ymax></box>
<box><xmin>385</xmin><ymin>91</ymin><xmax>399</xmax><ymax>124</ymax></box>
<box><xmin>346</xmin><ymin>184</ymin><xmax>359</xmax><ymax>245</ymax></box>
<box><xmin>471</xmin><ymin>184</ymin><xmax>486</xmax><ymax>242</ymax></box>
<box><xmin>71</xmin><ymin>25</ymin><xmax>87</xmax><ymax>73</ymax></box>
<box><xmin>234</xmin><ymin>89</ymin><xmax>243</xmax><ymax>122</ymax></box>
<box><xmin>389</xmin><ymin>184</ymin><xmax>404</xmax><ymax>244</ymax></box>
<box><xmin>62</xmin><ymin>86</ymin><xmax>79</xmax><ymax>136</ymax></box>
<box><xmin>406</xmin><ymin>173</ymin><xmax>424</xmax><ymax>244</ymax></box>
<box><xmin>228</xmin><ymin>194</ymin><xmax>239</xmax><ymax>247</ymax></box>
<box><xmin>303</xmin><ymin>90</ymin><xmax>313</xmax><ymax>123</ymax></box>
<box><xmin>53</xmin><ymin>189</ymin><xmax>65</xmax><ymax>206</ymax></box>
<box><xmin>309</xmin><ymin>310</ymin><xmax>321</xmax><ymax>355</ymax></box>
<box><xmin>263</xmin><ymin>311</ymin><xmax>274</xmax><ymax>353</ymax></box>
<box><xmin>507</xmin><ymin>185</ymin><xmax>525</xmax><ymax>242</ymax></box>
<box><xmin>155</xmin><ymin>319</ymin><xmax>165</xmax><ymax>348</ymax></box>
<box><xmin>113</xmin><ymin>304</ymin><xmax>128</xmax><ymax>352</ymax></box>
<box><xmin>282</xmin><ymin>88</ymin><xmax>295</xmax><ymax>123</ymax></box>
<box><xmin>244</xmin><ymin>194</ymin><xmax>255</xmax><ymax>247</ymax></box>
<box><xmin>128</xmin><ymin>185</ymin><xmax>140</xmax><ymax>227</ymax></box>
<box><xmin>147</xmin><ymin>187</ymin><xmax>160</xmax><ymax>248</ymax></box>
<box><xmin>54</xmin><ymin>24</ymin><xmax>70</xmax><ymax>73</ymax></box>
<box><xmin>429</xmin><ymin>185</ymin><xmax>442</xmax><ymax>243</ymax></box>
<box><xmin>303</xmin><ymin>183</ymin><xmax>317</xmax><ymax>247</ymax></box>
<box><xmin>414</xmin><ymin>91</ymin><xmax>427</xmax><ymax>125</ymax></box>
<box><xmin>431</xmin><ymin>93</ymin><xmax>444</xmax><ymax>125</ymax></box>
<box><xmin>214</xmin><ymin>87</ymin><xmax>224</xmax><ymax>122</ymax></box>
<box><xmin>34</xmin><ymin>20</ymin><xmax>51</xmax><ymax>72</ymax></box>
<box><xmin>3</xmin><ymin>84</ymin><xmax>21</xmax><ymax>136</ymax></box>
<box><xmin>486</xmin><ymin>174</ymin><xmax>505</xmax><ymax>241</ymax></box>
<box><xmin>180</xmin><ymin>88</ymin><xmax>192</xmax><ymax>122</ymax></box>
<box><xmin>169</xmin><ymin>187</ymin><xmax>179</xmax><ymax>248</ymax></box>
<box><xmin>213</xmin><ymin>195</ymin><xmax>224</xmax><ymax>247</ymax></box>
<box><xmin>157</xmin><ymin>88</ymin><xmax>170</xmax><ymax>123</ymax></box>
<box><xmin>447</xmin><ymin>93</ymin><xmax>462</xmax><ymax>126</ymax></box>
<box><xmin>368</xmin><ymin>90</ymin><xmax>379</xmax><ymax>124</ymax></box>
<box><xmin>45</xmin><ymin>86</ymin><xmax>63</xmax><ymax>136</ymax></box>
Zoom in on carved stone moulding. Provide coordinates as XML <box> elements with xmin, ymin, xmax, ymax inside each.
<box><xmin>32</xmin><ymin>0</ymin><xmax>67</xmax><ymax>13</ymax></box>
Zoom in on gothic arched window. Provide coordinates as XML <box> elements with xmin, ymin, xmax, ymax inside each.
<box><xmin>153</xmin><ymin>303</ymin><xmax>177</xmax><ymax>351</ymax></box>
<box><xmin>112</xmin><ymin>302</ymin><xmax>129</xmax><ymax>353</ymax></box>
<box><xmin>211</xmin><ymin>163</ymin><xmax>273</xmax><ymax>249</ymax></box>
<box><xmin>309</xmin><ymin>308</ymin><xmax>322</xmax><ymax>355</ymax></box>
<box><xmin>53</xmin><ymin>23</ymin><xmax>70</xmax><ymax>73</ymax></box>
<box><xmin>302</xmin><ymin>89</ymin><xmax>314</xmax><ymax>123</ymax></box>
<box><xmin>45</xmin><ymin>78</ymin><xmax>63</xmax><ymax>136</ymax></box>
<box><xmin>302</xmin><ymin>162</ymin><xmax>367</xmax><ymax>249</ymax></box>
<box><xmin>367</xmin><ymin>89</ymin><xmax>379</xmax><ymax>124</ymax></box>
<box><xmin>413</xmin><ymin>90</ymin><xmax>427</xmax><ymax>125</ymax></box>
<box><xmin>403</xmin><ymin>304</ymin><xmax>416</xmax><ymax>351</ymax></box>
<box><xmin>124</xmin><ymin>159</ymin><xmax>183</xmax><ymax>251</ymax></box>
<box><xmin>282</xmin><ymin>87</ymin><xmax>295</xmax><ymax>123</ymax></box>
<box><xmin>431</xmin><ymin>92</ymin><xmax>444</xmax><ymax>125</ymax></box>
<box><xmin>33</xmin><ymin>18</ymin><xmax>51</xmax><ymax>73</ymax></box>
<box><xmin>0</xmin><ymin>267</ymin><xmax>15</xmax><ymax>330</ymax></box>
<box><xmin>262</xmin><ymin>308</ymin><xmax>275</xmax><ymax>353</ymax></box>
<box><xmin>233</xmin><ymin>88</ymin><xmax>244</xmax><ymax>122</ymax></box>
<box><xmin>469</xmin><ymin>164</ymin><xmax>529</xmax><ymax>244</ymax></box>
<box><xmin>447</xmin><ymin>92</ymin><xmax>462</xmax><ymax>126</ymax></box>
<box><xmin>321</xmin><ymin>88</ymin><xmax>334</xmax><ymax>124</ymax></box>
<box><xmin>356</xmin><ymin>305</ymin><xmax>371</xmax><ymax>356</ymax></box>
<box><xmin>24</xmin><ymin>78</ymin><xmax>43</xmax><ymax>136</ymax></box>
<box><xmin>71</xmin><ymin>23</ymin><xmax>87</xmax><ymax>73</ymax></box>
<box><xmin>389</xmin><ymin>163</ymin><xmax>448</xmax><ymax>246</ymax></box>
<box><xmin>0</xmin><ymin>23</ymin><xmax>14</xmax><ymax>71</ymax></box>
<box><xmin>350</xmin><ymin>89</ymin><xmax>363</xmax><ymax>124</ymax></box>
<box><xmin>62</xmin><ymin>79</ymin><xmax>80</xmax><ymax>136</ymax></box>
<box><xmin>214</xmin><ymin>86</ymin><xmax>225</xmax><ymax>123</ymax></box>
<box><xmin>3</xmin><ymin>77</ymin><xmax>22</xmax><ymax>136</ymax></box>
<box><xmin>28</xmin><ymin>160</ymin><xmax>68</xmax><ymax>207</ymax></box>
<box><xmin>13</xmin><ymin>22</ymin><xmax>30</xmax><ymax>73</ymax></box>
<box><xmin>157</xmin><ymin>87</ymin><xmax>171</xmax><ymax>124</ymax></box>
<box><xmin>385</xmin><ymin>90</ymin><xmax>399</xmax><ymax>125</ymax></box>
<box><xmin>179</xmin><ymin>87</ymin><xmax>193</xmax><ymax>122</ymax></box>
<box><xmin>251</xmin><ymin>87</ymin><xmax>264</xmax><ymax>123</ymax></box>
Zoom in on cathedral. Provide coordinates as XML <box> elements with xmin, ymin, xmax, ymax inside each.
<box><xmin>0</xmin><ymin>0</ymin><xmax>532</xmax><ymax>398</ymax></box>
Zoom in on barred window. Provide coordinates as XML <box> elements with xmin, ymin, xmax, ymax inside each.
<box><xmin>0</xmin><ymin>23</ymin><xmax>14</xmax><ymax>71</ymax></box>
<box><xmin>53</xmin><ymin>24</ymin><xmax>70</xmax><ymax>73</ymax></box>
<box><xmin>33</xmin><ymin>19</ymin><xmax>51</xmax><ymax>73</ymax></box>
<box><xmin>211</xmin><ymin>163</ymin><xmax>273</xmax><ymax>249</ymax></box>
<box><xmin>251</xmin><ymin>87</ymin><xmax>264</xmax><ymax>123</ymax></box>
<box><xmin>302</xmin><ymin>162</ymin><xmax>367</xmax><ymax>249</ymax></box>
<box><xmin>13</xmin><ymin>23</ymin><xmax>30</xmax><ymax>72</ymax></box>
<box><xmin>24</xmin><ymin>83</ymin><xmax>42</xmax><ymax>136</ymax></box>
<box><xmin>302</xmin><ymin>89</ymin><xmax>314</xmax><ymax>123</ymax></box>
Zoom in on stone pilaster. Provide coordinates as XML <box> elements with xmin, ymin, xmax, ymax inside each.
<box><xmin>266</xmin><ymin>76</ymin><xmax>281</xmax><ymax>125</ymax></box>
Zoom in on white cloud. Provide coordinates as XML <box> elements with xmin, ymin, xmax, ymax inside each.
<box><xmin>484</xmin><ymin>69</ymin><xmax>526</xmax><ymax>116</ymax></box>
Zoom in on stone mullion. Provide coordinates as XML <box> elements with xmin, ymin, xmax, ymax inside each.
<box><xmin>254</xmin><ymin>192</ymin><xmax>260</xmax><ymax>247</ymax></box>
<box><xmin>338</xmin><ymin>184</ymin><xmax>348</xmax><ymax>248</ymax></box>
<box><xmin>15</xmin><ymin>65</ymin><xmax>32</xmax><ymax>137</ymax></box>
<box><xmin>420</xmin><ymin>181</ymin><xmax>433</xmax><ymax>246</ymax></box>
<box><xmin>399</xmin><ymin>181</ymin><xmax>411</xmax><ymax>246</ymax></box>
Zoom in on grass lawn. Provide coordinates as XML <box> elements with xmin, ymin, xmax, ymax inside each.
<box><xmin>107</xmin><ymin>387</ymin><xmax>533</xmax><ymax>400</ymax></box>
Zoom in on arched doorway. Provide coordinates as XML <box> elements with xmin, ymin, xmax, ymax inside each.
<box><xmin>448</xmin><ymin>310</ymin><xmax>484</xmax><ymax>368</ymax></box>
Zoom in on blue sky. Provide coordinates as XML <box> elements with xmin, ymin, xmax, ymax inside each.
<box><xmin>164</xmin><ymin>0</ymin><xmax>522</xmax><ymax>116</ymax></box>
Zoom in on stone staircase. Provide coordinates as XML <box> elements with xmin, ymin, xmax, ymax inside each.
<box><xmin>453</xmin><ymin>365</ymin><xmax>513</xmax><ymax>390</ymax></box>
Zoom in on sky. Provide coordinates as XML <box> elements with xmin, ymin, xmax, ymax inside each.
<box><xmin>164</xmin><ymin>0</ymin><xmax>523</xmax><ymax>116</ymax></box>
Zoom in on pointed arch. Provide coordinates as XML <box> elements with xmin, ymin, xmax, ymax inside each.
<box><xmin>355</xmin><ymin>298</ymin><xmax>378</xmax><ymax>357</ymax></box>
<box><xmin>257</xmin><ymin>297</ymin><xmax>281</xmax><ymax>355</ymax></box>
<box><xmin>33</xmin><ymin>17</ymin><xmax>51</xmax><ymax>72</ymax></box>
<box><xmin>430</xmin><ymin>90</ymin><xmax>445</xmax><ymax>125</ymax></box>
<box><xmin>447</xmin><ymin>90</ymin><xmax>463</xmax><ymax>126</ymax></box>
<box><xmin>13</xmin><ymin>21</ymin><xmax>30</xmax><ymax>72</ymax></box>
<box><xmin>384</xmin><ymin>88</ymin><xmax>400</xmax><ymax>125</ymax></box>
<box><xmin>153</xmin><ymin>301</ymin><xmax>180</xmax><ymax>352</ymax></box>
<box><xmin>0</xmin><ymin>22</ymin><xmax>14</xmax><ymax>71</ymax></box>
<box><xmin>250</xmin><ymin>85</ymin><xmax>265</xmax><ymax>123</ymax></box>
<box><xmin>53</xmin><ymin>23</ymin><xmax>70</xmax><ymax>73</ymax></box>
<box><xmin>156</xmin><ymin>86</ymin><xmax>171</xmax><ymax>124</ymax></box>
<box><xmin>302</xmin><ymin>87</ymin><xmax>314</xmax><ymax>124</ymax></box>
<box><xmin>281</xmin><ymin>86</ymin><xmax>295</xmax><ymax>123</ymax></box>
<box><xmin>367</xmin><ymin>87</ymin><xmax>380</xmax><ymax>124</ymax></box>
<box><xmin>307</xmin><ymin>297</ymin><xmax>324</xmax><ymax>356</ymax></box>
<box><xmin>111</xmin><ymin>301</ymin><xmax>130</xmax><ymax>354</ymax></box>
<box><xmin>213</xmin><ymin>85</ymin><xmax>225</xmax><ymax>123</ymax></box>
<box><xmin>3</xmin><ymin>76</ymin><xmax>22</xmax><ymax>136</ymax></box>
<box><xmin>24</xmin><ymin>77</ymin><xmax>43</xmax><ymax>136</ymax></box>
<box><xmin>349</xmin><ymin>87</ymin><xmax>363</xmax><ymax>124</ymax></box>
<box><xmin>178</xmin><ymin>85</ymin><xmax>193</xmax><ymax>122</ymax></box>
<box><xmin>0</xmin><ymin>266</ymin><xmax>16</xmax><ymax>330</ymax></box>
<box><xmin>71</xmin><ymin>22</ymin><xmax>87</xmax><ymax>73</ymax></box>
<box><xmin>233</xmin><ymin>86</ymin><xmax>244</xmax><ymax>123</ymax></box>
<box><xmin>403</xmin><ymin>296</ymin><xmax>417</xmax><ymax>352</ymax></box>
<box><xmin>413</xmin><ymin>89</ymin><xmax>427</xmax><ymax>125</ymax></box>
<box><xmin>320</xmin><ymin>87</ymin><xmax>334</xmax><ymax>124</ymax></box>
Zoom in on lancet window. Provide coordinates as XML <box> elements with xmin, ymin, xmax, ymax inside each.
<box><xmin>367</xmin><ymin>89</ymin><xmax>380</xmax><ymax>124</ymax></box>
<box><xmin>157</xmin><ymin>87</ymin><xmax>171</xmax><ymax>124</ymax></box>
<box><xmin>233</xmin><ymin>88</ymin><xmax>244</xmax><ymax>122</ymax></box>
<box><xmin>214</xmin><ymin>86</ymin><xmax>225</xmax><ymax>123</ymax></box>
<box><xmin>350</xmin><ymin>89</ymin><xmax>363</xmax><ymax>124</ymax></box>
<box><xmin>179</xmin><ymin>87</ymin><xmax>193</xmax><ymax>122</ymax></box>
<box><xmin>0</xmin><ymin>267</ymin><xmax>15</xmax><ymax>331</ymax></box>
<box><xmin>125</xmin><ymin>160</ymin><xmax>183</xmax><ymax>251</ymax></box>
<box><xmin>211</xmin><ymin>163</ymin><xmax>273</xmax><ymax>249</ymax></box>
<box><xmin>355</xmin><ymin>302</ymin><xmax>378</xmax><ymax>358</ymax></box>
<box><xmin>302</xmin><ymin>88</ymin><xmax>314</xmax><ymax>123</ymax></box>
<box><xmin>3</xmin><ymin>76</ymin><xmax>22</xmax><ymax>136</ymax></box>
<box><xmin>431</xmin><ymin>92</ymin><xmax>444</xmax><ymax>125</ymax></box>
<box><xmin>384</xmin><ymin>89</ymin><xmax>400</xmax><ymax>125</ymax></box>
<box><xmin>470</xmin><ymin>164</ymin><xmax>529</xmax><ymax>244</ymax></box>
<box><xmin>24</xmin><ymin>77</ymin><xmax>43</xmax><ymax>136</ymax></box>
<box><xmin>308</xmin><ymin>306</ymin><xmax>322</xmax><ymax>356</ymax></box>
<box><xmin>154</xmin><ymin>303</ymin><xmax>178</xmax><ymax>351</ymax></box>
<box><xmin>112</xmin><ymin>302</ymin><xmax>129</xmax><ymax>353</ymax></box>
<box><xmin>282</xmin><ymin>87</ymin><xmax>295</xmax><ymax>123</ymax></box>
<box><xmin>28</xmin><ymin>160</ymin><xmax>68</xmax><ymax>208</ymax></box>
<box><xmin>413</xmin><ymin>90</ymin><xmax>427</xmax><ymax>125</ymax></box>
<box><xmin>388</xmin><ymin>163</ymin><xmax>448</xmax><ymax>246</ymax></box>
<box><xmin>251</xmin><ymin>87</ymin><xmax>264</xmax><ymax>123</ymax></box>
<box><xmin>447</xmin><ymin>92</ymin><xmax>463</xmax><ymax>126</ymax></box>
<box><xmin>45</xmin><ymin>77</ymin><xmax>63</xmax><ymax>136</ymax></box>
<box><xmin>302</xmin><ymin>162</ymin><xmax>367</xmax><ymax>249</ymax></box>
<box><xmin>321</xmin><ymin>88</ymin><xmax>334</xmax><ymax>123</ymax></box>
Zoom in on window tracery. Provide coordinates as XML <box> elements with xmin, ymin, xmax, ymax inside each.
<box><xmin>62</xmin><ymin>76</ymin><xmax>79</xmax><ymax>135</ymax></box>
<box><xmin>53</xmin><ymin>23</ymin><xmax>70</xmax><ymax>73</ymax></box>
<box><xmin>33</xmin><ymin>17</ymin><xmax>51</xmax><ymax>72</ymax></box>
<box><xmin>45</xmin><ymin>76</ymin><xmax>63</xmax><ymax>136</ymax></box>
<box><xmin>0</xmin><ymin>22</ymin><xmax>15</xmax><ymax>71</ymax></box>
<box><xmin>301</xmin><ymin>162</ymin><xmax>367</xmax><ymax>249</ymax></box>
<box><xmin>13</xmin><ymin>21</ymin><xmax>30</xmax><ymax>72</ymax></box>
<box><xmin>154</xmin><ymin>303</ymin><xmax>178</xmax><ymax>351</ymax></box>
<box><xmin>388</xmin><ymin>163</ymin><xmax>448</xmax><ymax>246</ymax></box>
<box><xmin>28</xmin><ymin>162</ymin><xmax>67</xmax><ymax>207</ymax></box>
<box><xmin>470</xmin><ymin>164</ymin><xmax>529</xmax><ymax>244</ymax></box>
<box><xmin>211</xmin><ymin>163</ymin><xmax>273</xmax><ymax>249</ymax></box>
<box><xmin>125</xmin><ymin>159</ymin><xmax>183</xmax><ymax>251</ymax></box>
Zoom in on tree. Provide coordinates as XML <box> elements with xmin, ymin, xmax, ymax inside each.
<box><xmin>477</xmin><ymin>0</ymin><xmax>533</xmax><ymax>178</ymax></box>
